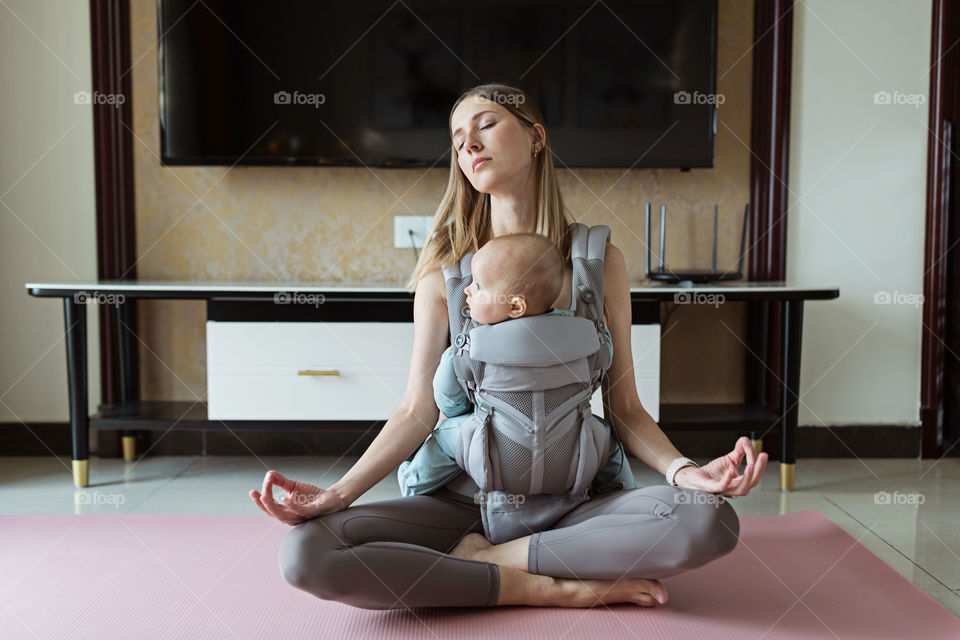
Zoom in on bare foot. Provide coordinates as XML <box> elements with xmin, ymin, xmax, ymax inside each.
<box><xmin>449</xmin><ymin>532</ymin><xmax>494</xmax><ymax>562</ymax></box>
<box><xmin>554</xmin><ymin>575</ymin><xmax>668</xmax><ymax>607</ymax></box>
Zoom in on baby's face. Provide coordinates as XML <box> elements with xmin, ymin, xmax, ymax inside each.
<box><xmin>464</xmin><ymin>253</ymin><xmax>523</xmax><ymax>325</ymax></box>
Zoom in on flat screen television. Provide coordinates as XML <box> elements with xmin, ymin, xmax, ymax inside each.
<box><xmin>158</xmin><ymin>0</ymin><xmax>718</xmax><ymax>168</ymax></box>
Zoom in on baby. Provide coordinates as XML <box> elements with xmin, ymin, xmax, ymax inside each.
<box><xmin>398</xmin><ymin>232</ymin><xmax>581</xmax><ymax>496</ymax></box>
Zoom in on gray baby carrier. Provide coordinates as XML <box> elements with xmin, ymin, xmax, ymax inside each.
<box><xmin>442</xmin><ymin>223</ymin><xmax>622</xmax><ymax>544</ymax></box>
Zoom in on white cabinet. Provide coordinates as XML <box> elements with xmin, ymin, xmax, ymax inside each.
<box><xmin>207</xmin><ymin>321</ymin><xmax>659</xmax><ymax>422</ymax></box>
<box><xmin>590</xmin><ymin>324</ymin><xmax>660</xmax><ymax>421</ymax></box>
<box><xmin>206</xmin><ymin>322</ymin><xmax>414</xmax><ymax>420</ymax></box>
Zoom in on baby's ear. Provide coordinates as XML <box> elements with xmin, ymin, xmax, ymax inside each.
<box><xmin>508</xmin><ymin>295</ymin><xmax>527</xmax><ymax>317</ymax></box>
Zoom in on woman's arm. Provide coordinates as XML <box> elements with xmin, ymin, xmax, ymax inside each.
<box><xmin>601</xmin><ymin>242</ymin><xmax>688</xmax><ymax>479</ymax></box>
<box><xmin>327</xmin><ymin>267</ymin><xmax>450</xmax><ymax>505</ymax></box>
<box><xmin>602</xmin><ymin>244</ymin><xmax>767</xmax><ymax>493</ymax></box>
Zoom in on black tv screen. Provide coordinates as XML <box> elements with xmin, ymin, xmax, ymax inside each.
<box><xmin>158</xmin><ymin>0</ymin><xmax>718</xmax><ymax>168</ymax></box>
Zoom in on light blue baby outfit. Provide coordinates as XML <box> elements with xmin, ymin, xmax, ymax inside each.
<box><xmin>397</xmin><ymin>308</ymin><xmax>637</xmax><ymax>496</ymax></box>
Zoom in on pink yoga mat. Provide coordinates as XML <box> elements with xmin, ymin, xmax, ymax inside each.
<box><xmin>0</xmin><ymin>510</ymin><xmax>957</xmax><ymax>639</ymax></box>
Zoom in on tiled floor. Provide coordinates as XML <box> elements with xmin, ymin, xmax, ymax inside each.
<box><xmin>1</xmin><ymin>454</ymin><xmax>958</xmax><ymax>617</ymax></box>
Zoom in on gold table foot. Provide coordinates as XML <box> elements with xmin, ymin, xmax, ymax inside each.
<box><xmin>122</xmin><ymin>435</ymin><xmax>136</xmax><ymax>462</ymax></box>
<box><xmin>73</xmin><ymin>459</ymin><xmax>88</xmax><ymax>488</ymax></box>
<box><xmin>750</xmin><ymin>438</ymin><xmax>763</xmax><ymax>456</ymax></box>
<box><xmin>780</xmin><ymin>462</ymin><xmax>795</xmax><ymax>491</ymax></box>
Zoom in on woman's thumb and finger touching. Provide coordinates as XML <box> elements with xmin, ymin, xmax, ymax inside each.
<box><xmin>250</xmin><ymin>470</ymin><xmax>347</xmax><ymax>524</ymax></box>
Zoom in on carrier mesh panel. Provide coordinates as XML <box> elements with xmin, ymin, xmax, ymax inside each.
<box><xmin>540</xmin><ymin>422</ymin><xmax>582</xmax><ymax>493</ymax></box>
<box><xmin>485</xmin><ymin>390</ymin><xmax>535</xmax><ymax>420</ymax></box>
<box><xmin>446</xmin><ymin>275</ymin><xmax>468</xmax><ymax>340</ymax></box>
<box><xmin>491</xmin><ymin>426</ymin><xmax>534</xmax><ymax>493</ymax></box>
<box><xmin>544</xmin><ymin>382</ymin><xmax>590</xmax><ymax>417</ymax></box>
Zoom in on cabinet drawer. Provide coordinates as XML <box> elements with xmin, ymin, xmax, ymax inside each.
<box><xmin>206</xmin><ymin>322</ymin><xmax>414</xmax><ymax>420</ymax></box>
<box><xmin>590</xmin><ymin>323</ymin><xmax>660</xmax><ymax>421</ymax></box>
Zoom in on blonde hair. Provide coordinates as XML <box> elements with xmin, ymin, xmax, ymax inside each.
<box><xmin>475</xmin><ymin>232</ymin><xmax>565</xmax><ymax>316</ymax></box>
<box><xmin>404</xmin><ymin>83</ymin><xmax>574</xmax><ymax>292</ymax></box>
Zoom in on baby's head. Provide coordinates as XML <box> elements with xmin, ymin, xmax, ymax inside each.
<box><xmin>465</xmin><ymin>232</ymin><xmax>565</xmax><ymax>325</ymax></box>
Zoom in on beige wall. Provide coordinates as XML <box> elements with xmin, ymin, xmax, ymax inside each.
<box><xmin>788</xmin><ymin>0</ymin><xmax>931</xmax><ymax>425</ymax></box>
<box><xmin>3</xmin><ymin>1</ymin><xmax>933</xmax><ymax>432</ymax></box>
<box><xmin>129</xmin><ymin>0</ymin><xmax>755</xmax><ymax>406</ymax></box>
<box><xmin>0</xmin><ymin>0</ymin><xmax>101</xmax><ymax>427</ymax></box>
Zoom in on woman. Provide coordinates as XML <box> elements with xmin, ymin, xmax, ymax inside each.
<box><xmin>250</xmin><ymin>83</ymin><xmax>768</xmax><ymax>610</ymax></box>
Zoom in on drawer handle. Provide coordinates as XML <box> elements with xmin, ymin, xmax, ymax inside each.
<box><xmin>297</xmin><ymin>369</ymin><xmax>340</xmax><ymax>376</ymax></box>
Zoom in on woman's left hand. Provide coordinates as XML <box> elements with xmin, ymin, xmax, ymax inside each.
<box><xmin>673</xmin><ymin>436</ymin><xmax>768</xmax><ymax>498</ymax></box>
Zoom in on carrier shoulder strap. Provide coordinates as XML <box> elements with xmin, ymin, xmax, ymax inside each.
<box><xmin>569</xmin><ymin>223</ymin><xmax>611</xmax><ymax>327</ymax></box>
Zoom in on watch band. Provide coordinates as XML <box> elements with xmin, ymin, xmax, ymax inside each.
<box><xmin>666</xmin><ymin>456</ymin><xmax>699</xmax><ymax>486</ymax></box>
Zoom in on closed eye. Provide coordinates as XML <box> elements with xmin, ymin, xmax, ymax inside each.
<box><xmin>456</xmin><ymin>123</ymin><xmax>494</xmax><ymax>151</ymax></box>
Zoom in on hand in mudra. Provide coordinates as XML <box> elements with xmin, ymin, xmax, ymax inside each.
<box><xmin>673</xmin><ymin>436</ymin><xmax>768</xmax><ymax>498</ymax></box>
<box><xmin>249</xmin><ymin>470</ymin><xmax>347</xmax><ymax>526</ymax></box>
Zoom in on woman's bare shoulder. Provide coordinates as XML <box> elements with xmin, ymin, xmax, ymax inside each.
<box><xmin>416</xmin><ymin>265</ymin><xmax>447</xmax><ymax>306</ymax></box>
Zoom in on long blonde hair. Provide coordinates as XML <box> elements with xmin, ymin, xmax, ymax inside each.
<box><xmin>404</xmin><ymin>83</ymin><xmax>574</xmax><ymax>292</ymax></box>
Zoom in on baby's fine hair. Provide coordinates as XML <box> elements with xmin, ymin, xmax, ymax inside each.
<box><xmin>477</xmin><ymin>232</ymin><xmax>565</xmax><ymax>315</ymax></box>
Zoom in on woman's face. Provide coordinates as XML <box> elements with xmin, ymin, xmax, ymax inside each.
<box><xmin>450</xmin><ymin>94</ymin><xmax>538</xmax><ymax>195</ymax></box>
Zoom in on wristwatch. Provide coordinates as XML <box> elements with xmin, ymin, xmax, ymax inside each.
<box><xmin>666</xmin><ymin>456</ymin><xmax>699</xmax><ymax>487</ymax></box>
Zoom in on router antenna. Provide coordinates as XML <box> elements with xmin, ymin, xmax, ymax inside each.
<box><xmin>658</xmin><ymin>204</ymin><xmax>666</xmax><ymax>272</ymax></box>
<box><xmin>644</xmin><ymin>203</ymin><xmax>651</xmax><ymax>276</ymax></box>
<box><xmin>712</xmin><ymin>204</ymin><xmax>718</xmax><ymax>272</ymax></box>
<box><xmin>737</xmin><ymin>203</ymin><xmax>750</xmax><ymax>274</ymax></box>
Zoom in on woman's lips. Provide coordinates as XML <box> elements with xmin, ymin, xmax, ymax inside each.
<box><xmin>473</xmin><ymin>158</ymin><xmax>491</xmax><ymax>171</ymax></box>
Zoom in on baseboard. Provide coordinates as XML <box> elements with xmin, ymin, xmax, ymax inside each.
<box><xmin>0</xmin><ymin>422</ymin><xmax>932</xmax><ymax>458</ymax></box>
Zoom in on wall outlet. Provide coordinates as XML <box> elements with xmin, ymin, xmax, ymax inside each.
<box><xmin>394</xmin><ymin>215</ymin><xmax>434</xmax><ymax>249</ymax></box>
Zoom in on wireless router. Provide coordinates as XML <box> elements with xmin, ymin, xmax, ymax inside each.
<box><xmin>644</xmin><ymin>202</ymin><xmax>750</xmax><ymax>284</ymax></box>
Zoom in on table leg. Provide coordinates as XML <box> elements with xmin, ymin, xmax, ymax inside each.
<box><xmin>779</xmin><ymin>299</ymin><xmax>804</xmax><ymax>490</ymax></box>
<box><xmin>64</xmin><ymin>297</ymin><xmax>89</xmax><ymax>487</ymax></box>
<box><xmin>115</xmin><ymin>300</ymin><xmax>136</xmax><ymax>461</ymax></box>
<box><xmin>747</xmin><ymin>300</ymin><xmax>770</xmax><ymax>457</ymax></box>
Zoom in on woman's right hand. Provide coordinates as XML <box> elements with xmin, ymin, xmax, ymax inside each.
<box><xmin>249</xmin><ymin>470</ymin><xmax>348</xmax><ymax>526</ymax></box>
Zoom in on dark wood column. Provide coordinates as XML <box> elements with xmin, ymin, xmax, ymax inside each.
<box><xmin>746</xmin><ymin>0</ymin><xmax>795</xmax><ymax>414</ymax></box>
<box><xmin>89</xmin><ymin>0</ymin><xmax>139</xmax><ymax>457</ymax></box>
<box><xmin>921</xmin><ymin>0</ymin><xmax>960</xmax><ymax>458</ymax></box>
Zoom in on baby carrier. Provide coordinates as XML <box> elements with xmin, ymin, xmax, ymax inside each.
<box><xmin>442</xmin><ymin>222</ymin><xmax>623</xmax><ymax>544</ymax></box>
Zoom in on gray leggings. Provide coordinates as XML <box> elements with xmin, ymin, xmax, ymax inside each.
<box><xmin>277</xmin><ymin>480</ymin><xmax>740</xmax><ymax>610</ymax></box>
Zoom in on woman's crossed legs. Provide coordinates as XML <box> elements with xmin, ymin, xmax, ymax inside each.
<box><xmin>277</xmin><ymin>484</ymin><xmax>739</xmax><ymax>610</ymax></box>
